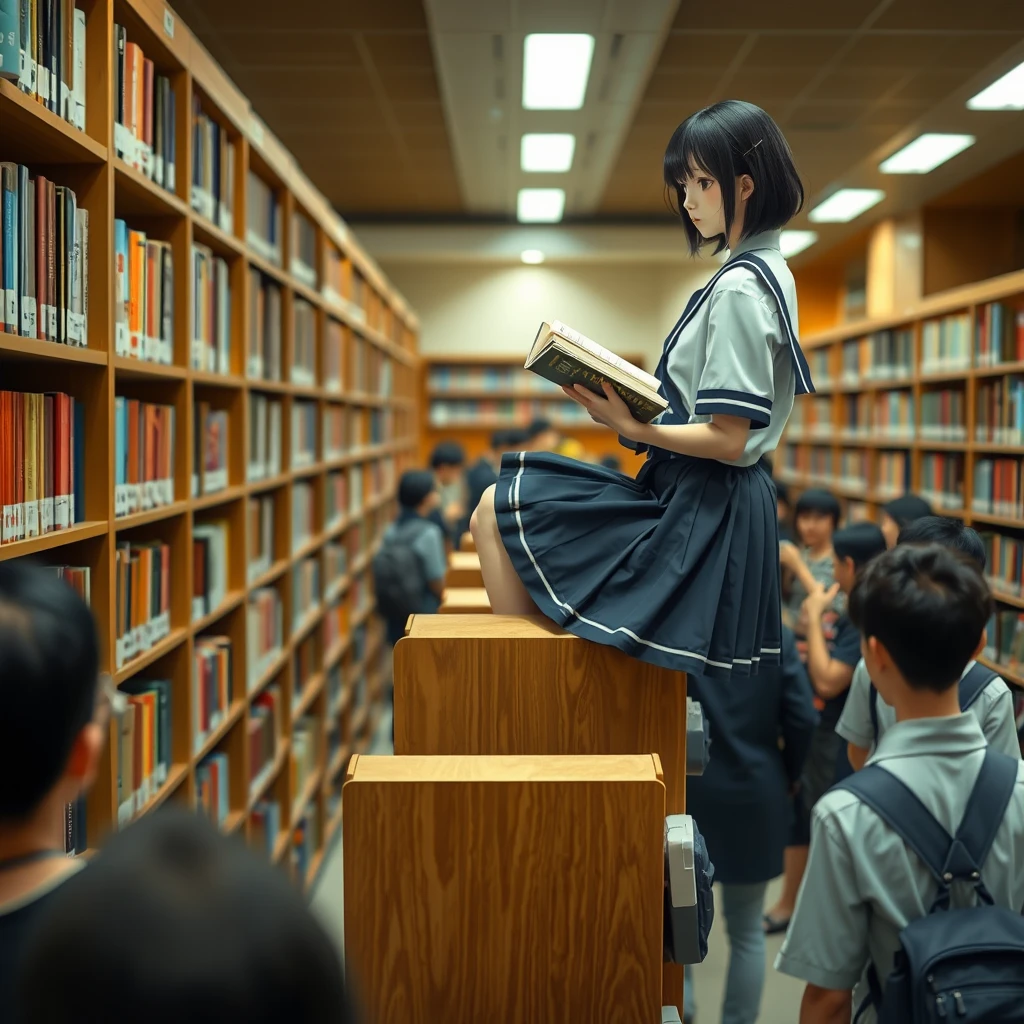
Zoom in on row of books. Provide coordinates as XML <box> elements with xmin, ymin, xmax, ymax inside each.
<box><xmin>840</xmin><ymin>329</ymin><xmax>914</xmax><ymax>383</ymax></box>
<box><xmin>191</xmin><ymin>244</ymin><xmax>231</xmax><ymax>373</ymax></box>
<box><xmin>973</xmin><ymin>458</ymin><xmax>1024</xmax><ymax>519</ymax></box>
<box><xmin>249</xmin><ymin>684</ymin><xmax>284</xmax><ymax>793</ymax></box>
<box><xmin>292</xmin><ymin>402</ymin><xmax>317</xmax><ymax>466</ymax></box>
<box><xmin>248</xmin><ymin>394</ymin><xmax>283</xmax><ymax>482</ymax></box>
<box><xmin>114</xmin><ymin>541</ymin><xmax>171</xmax><ymax>671</ymax></box>
<box><xmin>323</xmin><ymin>249</ymin><xmax>365</xmax><ymax>322</ymax></box>
<box><xmin>191</xmin><ymin>96</ymin><xmax>236</xmax><ymax>233</ymax></box>
<box><xmin>323</xmin><ymin>407</ymin><xmax>346</xmax><ymax>461</ymax></box>
<box><xmin>920</xmin><ymin>389</ymin><xmax>967</xmax><ymax>442</ymax></box>
<box><xmin>324</xmin><ymin>540</ymin><xmax>347</xmax><ymax>599</ymax></box>
<box><xmin>246</xmin><ymin>271</ymin><xmax>282</xmax><ymax>381</ymax></box>
<box><xmin>293</xmin><ymin>632</ymin><xmax>319</xmax><ymax>711</ymax></box>
<box><xmin>193</xmin><ymin>520</ymin><xmax>228</xmax><ymax>621</ymax></box>
<box><xmin>114</xmin><ymin>398</ymin><xmax>175</xmax><ymax>517</ymax></box>
<box><xmin>920</xmin><ymin>452</ymin><xmax>964</xmax><ymax>511</ymax></box>
<box><xmin>788</xmin><ymin>395</ymin><xmax>832</xmax><ymax>438</ymax></box>
<box><xmin>114</xmin><ymin>222</ymin><xmax>173</xmax><ymax>363</ymax></box>
<box><xmin>325</xmin><ymin>321</ymin><xmax>344</xmax><ymax>394</ymax></box>
<box><xmin>194</xmin><ymin>635</ymin><xmax>233</xmax><ymax>753</ymax></box>
<box><xmin>293</xmin><ymin>299</ymin><xmax>316</xmax><ymax>386</ymax></box>
<box><xmin>982</xmin><ymin>532</ymin><xmax>1024</xmax><ymax>598</ymax></box>
<box><xmin>0</xmin><ymin>390</ymin><xmax>82</xmax><ymax>543</ymax></box>
<box><xmin>11</xmin><ymin>0</ymin><xmax>87</xmax><ymax>132</ymax></box>
<box><xmin>351</xmin><ymin>337</ymin><xmax>394</xmax><ymax>398</ymax></box>
<box><xmin>46</xmin><ymin>562</ymin><xmax>90</xmax><ymax>603</ymax></box>
<box><xmin>325</xmin><ymin>471</ymin><xmax>348</xmax><ymax>529</ymax></box>
<box><xmin>114</xmin><ymin>25</ymin><xmax>176</xmax><ymax>194</ymax></box>
<box><xmin>196</xmin><ymin>752</ymin><xmax>230</xmax><ymax>827</ymax></box>
<box><xmin>975</xmin><ymin>302</ymin><xmax>1024</xmax><ymax>367</ymax></box>
<box><xmin>291</xmin><ymin>715</ymin><xmax>320</xmax><ymax>808</ymax></box>
<box><xmin>192</xmin><ymin>402</ymin><xmax>229</xmax><ymax>497</ymax></box>
<box><xmin>248</xmin><ymin>587</ymin><xmax>283</xmax><ymax>688</ymax></box>
<box><xmin>293</xmin><ymin>558</ymin><xmax>320</xmax><ymax>628</ymax></box>
<box><xmin>427</xmin><ymin>365</ymin><xmax>562</xmax><ymax>395</ymax></box>
<box><xmin>292</xmin><ymin>811</ymin><xmax>320</xmax><ymax>882</ymax></box>
<box><xmin>1</xmin><ymin>166</ymin><xmax>88</xmax><ymax>344</ymax></box>
<box><xmin>977</xmin><ymin>377</ymin><xmax>1024</xmax><ymax>445</ymax></box>
<box><xmin>116</xmin><ymin>678</ymin><xmax>171</xmax><ymax>826</ymax></box>
<box><xmin>293</xmin><ymin>481</ymin><xmax>315</xmax><ymax>551</ymax></box>
<box><xmin>246</xmin><ymin>171</ymin><xmax>281</xmax><ymax>266</ymax></box>
<box><xmin>251</xmin><ymin>799</ymin><xmax>281</xmax><ymax>857</ymax></box>
<box><xmin>921</xmin><ymin>313</ymin><xmax>972</xmax><ymax>374</ymax></box>
<box><xmin>984</xmin><ymin>610</ymin><xmax>1024</xmax><ymax>674</ymax></box>
<box><xmin>291</xmin><ymin>214</ymin><xmax>317</xmax><ymax>289</ymax></box>
<box><xmin>877</xmin><ymin>451</ymin><xmax>911</xmax><ymax>498</ymax></box>
<box><xmin>837</xmin><ymin>450</ymin><xmax>867</xmax><ymax>493</ymax></box>
<box><xmin>808</xmin><ymin>349</ymin><xmax>831</xmax><ymax>388</ymax></box>
<box><xmin>428</xmin><ymin>399</ymin><xmax>594</xmax><ymax>428</ymax></box>
<box><xmin>248</xmin><ymin>494</ymin><xmax>275</xmax><ymax>582</ymax></box>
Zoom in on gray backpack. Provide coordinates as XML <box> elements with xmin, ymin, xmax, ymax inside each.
<box><xmin>373</xmin><ymin>519</ymin><xmax>430</xmax><ymax>620</ymax></box>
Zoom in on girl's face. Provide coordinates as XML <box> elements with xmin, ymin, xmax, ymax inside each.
<box><xmin>880</xmin><ymin>512</ymin><xmax>900</xmax><ymax>549</ymax></box>
<box><xmin>680</xmin><ymin>167</ymin><xmax>725</xmax><ymax>239</ymax></box>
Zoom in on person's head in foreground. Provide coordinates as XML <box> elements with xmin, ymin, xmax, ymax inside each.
<box><xmin>17</xmin><ymin>809</ymin><xmax>357</xmax><ymax>1024</ymax></box>
<box><xmin>0</xmin><ymin>559</ymin><xmax>104</xmax><ymax>845</ymax></box>
<box><xmin>848</xmin><ymin>543</ymin><xmax>992</xmax><ymax>706</ymax></box>
<box><xmin>429</xmin><ymin>441</ymin><xmax>466</xmax><ymax>486</ymax></box>
<box><xmin>831</xmin><ymin>522</ymin><xmax>887</xmax><ymax>595</ymax></box>
<box><xmin>792</xmin><ymin>489</ymin><xmax>841</xmax><ymax>552</ymax></box>
<box><xmin>879</xmin><ymin>493</ymin><xmax>933</xmax><ymax>549</ymax></box>
<box><xmin>526</xmin><ymin>418</ymin><xmax>561</xmax><ymax>452</ymax></box>
<box><xmin>775</xmin><ymin>479</ymin><xmax>791</xmax><ymax>524</ymax></box>
<box><xmin>398</xmin><ymin>469</ymin><xmax>439</xmax><ymax>517</ymax></box>
<box><xmin>897</xmin><ymin>515</ymin><xmax>985</xmax><ymax>569</ymax></box>
<box><xmin>664</xmin><ymin>99</ymin><xmax>804</xmax><ymax>256</ymax></box>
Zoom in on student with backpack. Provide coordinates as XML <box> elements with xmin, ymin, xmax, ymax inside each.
<box><xmin>373</xmin><ymin>470</ymin><xmax>448</xmax><ymax>645</ymax></box>
<box><xmin>776</xmin><ymin>543</ymin><xmax>1024</xmax><ymax>1024</ymax></box>
<box><xmin>838</xmin><ymin>516</ymin><xmax>1020</xmax><ymax>770</ymax></box>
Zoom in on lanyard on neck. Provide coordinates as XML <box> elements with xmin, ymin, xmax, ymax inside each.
<box><xmin>0</xmin><ymin>849</ymin><xmax>67</xmax><ymax>872</ymax></box>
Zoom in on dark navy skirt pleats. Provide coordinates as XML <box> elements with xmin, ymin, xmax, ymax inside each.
<box><xmin>494</xmin><ymin>450</ymin><xmax>781</xmax><ymax>680</ymax></box>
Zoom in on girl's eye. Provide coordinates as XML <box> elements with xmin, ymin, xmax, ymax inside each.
<box><xmin>699</xmin><ymin>178</ymin><xmax>712</xmax><ymax>191</ymax></box>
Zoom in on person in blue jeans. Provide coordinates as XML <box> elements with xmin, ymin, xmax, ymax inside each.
<box><xmin>683</xmin><ymin>625</ymin><xmax>818</xmax><ymax>1024</ymax></box>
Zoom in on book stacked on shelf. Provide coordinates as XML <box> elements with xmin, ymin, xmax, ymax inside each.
<box><xmin>45</xmin><ymin>562</ymin><xmax>90</xmax><ymax>602</ymax></box>
<box><xmin>248</xmin><ymin>494</ymin><xmax>274</xmax><ymax>581</ymax></box>
<box><xmin>113</xmin><ymin>26</ymin><xmax>176</xmax><ymax>190</ymax></box>
<box><xmin>352</xmin><ymin>339</ymin><xmax>393</xmax><ymax>397</ymax></box>
<box><xmin>323</xmin><ymin>407</ymin><xmax>345</xmax><ymax>461</ymax></box>
<box><xmin>920</xmin><ymin>389</ymin><xmax>966</xmax><ymax>441</ymax></box>
<box><xmin>975</xmin><ymin>302</ymin><xmax>1024</xmax><ymax>367</ymax></box>
<box><xmin>291</xmin><ymin>715</ymin><xmax>319</xmax><ymax>802</ymax></box>
<box><xmin>323</xmin><ymin>595</ymin><xmax>350</xmax><ymax>656</ymax></box>
<box><xmin>249</xmin><ymin>683</ymin><xmax>283</xmax><ymax>793</ymax></box>
<box><xmin>874</xmin><ymin>391</ymin><xmax>914</xmax><ymax>440</ymax></box>
<box><xmin>876</xmin><ymin>451</ymin><xmax>911</xmax><ymax>499</ymax></box>
<box><xmin>0</xmin><ymin>391</ymin><xmax>81</xmax><ymax>543</ymax></box>
<box><xmin>348</xmin><ymin>470</ymin><xmax>364</xmax><ymax>516</ymax></box>
<box><xmin>292</xmin><ymin>481</ymin><xmax>315</xmax><ymax>550</ymax></box>
<box><xmin>292</xmin><ymin>557</ymin><xmax>320</xmax><ymax>628</ymax></box>
<box><xmin>293</xmin><ymin>632</ymin><xmax>318</xmax><ymax>707</ymax></box>
<box><xmin>114</xmin><ymin>540</ymin><xmax>171</xmax><ymax>670</ymax></box>
<box><xmin>247</xmin><ymin>394</ymin><xmax>282</xmax><ymax>482</ymax></box>
<box><xmin>192</xmin><ymin>402</ymin><xmax>228</xmax><ymax>496</ymax></box>
<box><xmin>190</xmin><ymin>97</ymin><xmax>235</xmax><ymax>232</ymax></box>
<box><xmin>193</xmin><ymin>519</ymin><xmax>228</xmax><ymax>621</ymax></box>
<box><xmin>246</xmin><ymin>271</ymin><xmax>282</xmax><ymax>380</ymax></box>
<box><xmin>292</xmin><ymin>299</ymin><xmax>316</xmax><ymax>387</ymax></box>
<box><xmin>250</xmin><ymin>799</ymin><xmax>281</xmax><ymax>857</ymax></box>
<box><xmin>808</xmin><ymin>349</ymin><xmax>831</xmax><ymax>388</ymax></box>
<box><xmin>193</xmin><ymin>635</ymin><xmax>233</xmax><ymax>752</ymax></box>
<box><xmin>976</xmin><ymin>376</ymin><xmax>1024</xmax><ymax>445</ymax></box>
<box><xmin>973</xmin><ymin>458</ymin><xmax>1024</xmax><ymax>519</ymax></box>
<box><xmin>292</xmin><ymin>401</ymin><xmax>317</xmax><ymax>467</ymax></box>
<box><xmin>324</xmin><ymin>321</ymin><xmax>344</xmax><ymax>394</ymax></box>
<box><xmin>325</xmin><ymin>540</ymin><xmax>347</xmax><ymax>592</ymax></box>
<box><xmin>983</xmin><ymin>610</ymin><xmax>1024</xmax><ymax>676</ymax></box>
<box><xmin>920</xmin><ymin>452</ymin><xmax>964</xmax><ymax>511</ymax></box>
<box><xmin>114</xmin><ymin>221</ymin><xmax>172</xmax><ymax>363</ymax></box>
<box><xmin>325</xmin><ymin>472</ymin><xmax>347</xmax><ymax>530</ymax></box>
<box><xmin>981</xmin><ymin>532</ymin><xmax>1023</xmax><ymax>597</ymax></box>
<box><xmin>196</xmin><ymin>751</ymin><xmax>229</xmax><ymax>827</ymax></box>
<box><xmin>840</xmin><ymin>329</ymin><xmax>914</xmax><ymax>382</ymax></box>
<box><xmin>247</xmin><ymin>587</ymin><xmax>282</xmax><ymax>688</ymax></box>
<box><xmin>246</xmin><ymin>172</ymin><xmax>281</xmax><ymax>265</ymax></box>
<box><xmin>290</xmin><ymin>213</ymin><xmax>317</xmax><ymax>288</ymax></box>
<box><xmin>322</xmin><ymin>247</ymin><xmax>347</xmax><ymax>308</ymax></box>
<box><xmin>838</xmin><ymin>450</ymin><xmax>867</xmax><ymax>493</ymax></box>
<box><xmin>15</xmin><ymin>2</ymin><xmax>87</xmax><ymax>132</ymax></box>
<box><xmin>190</xmin><ymin>243</ymin><xmax>230</xmax><ymax>373</ymax></box>
<box><xmin>427</xmin><ymin>364</ymin><xmax>557</xmax><ymax>394</ymax></box>
<box><xmin>1</xmin><ymin>165</ymin><xmax>88</xmax><ymax>345</ymax></box>
<box><xmin>114</xmin><ymin>398</ymin><xmax>175</xmax><ymax>517</ymax></box>
<box><xmin>921</xmin><ymin>313</ymin><xmax>971</xmax><ymax>374</ymax></box>
<box><xmin>839</xmin><ymin>394</ymin><xmax>869</xmax><ymax>440</ymax></box>
<box><xmin>116</xmin><ymin>677</ymin><xmax>171</xmax><ymax>825</ymax></box>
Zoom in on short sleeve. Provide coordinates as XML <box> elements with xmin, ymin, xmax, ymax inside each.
<box><xmin>694</xmin><ymin>277</ymin><xmax>777</xmax><ymax>428</ymax></box>
<box><xmin>835</xmin><ymin>659</ymin><xmax>875</xmax><ymax>749</ymax></box>
<box><xmin>413</xmin><ymin>522</ymin><xmax>448</xmax><ymax>583</ymax></box>
<box><xmin>831</xmin><ymin>615</ymin><xmax>862</xmax><ymax>668</ymax></box>
<box><xmin>775</xmin><ymin>807</ymin><xmax>871</xmax><ymax>990</ymax></box>
<box><xmin>980</xmin><ymin>680</ymin><xmax>1023</xmax><ymax>759</ymax></box>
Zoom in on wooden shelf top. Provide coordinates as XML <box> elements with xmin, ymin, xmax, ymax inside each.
<box><xmin>404</xmin><ymin>613</ymin><xmax>567</xmax><ymax>641</ymax></box>
<box><xmin>0</xmin><ymin>80</ymin><xmax>107</xmax><ymax>164</ymax></box>
<box><xmin>192</xmin><ymin>211</ymin><xmax>246</xmax><ymax>258</ymax></box>
<box><xmin>248</xmin><ymin>739</ymin><xmax>292</xmax><ymax>810</ymax></box>
<box><xmin>115</xmin><ymin>627</ymin><xmax>189</xmax><ymax>684</ymax></box>
<box><xmin>0</xmin><ymin>334</ymin><xmax>108</xmax><ymax>366</ymax></box>
<box><xmin>115</xmin><ymin>502</ymin><xmax>189</xmax><ymax>531</ymax></box>
<box><xmin>195</xmin><ymin>699</ymin><xmax>247</xmax><ymax>762</ymax></box>
<box><xmin>0</xmin><ymin>522</ymin><xmax>107</xmax><ymax>558</ymax></box>
<box><xmin>114</xmin><ymin>158</ymin><xmax>189</xmax><ymax>218</ymax></box>
<box><xmin>113</xmin><ymin>357</ymin><xmax>188</xmax><ymax>381</ymax></box>
<box><xmin>192</xmin><ymin>590</ymin><xmax>246</xmax><ymax>633</ymax></box>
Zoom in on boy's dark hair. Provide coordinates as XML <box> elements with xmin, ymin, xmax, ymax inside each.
<box><xmin>504</xmin><ymin>427</ymin><xmax>529</xmax><ymax>448</ymax></box>
<box><xmin>664</xmin><ymin>99</ymin><xmax>804</xmax><ymax>256</ymax></box>
<box><xmin>489</xmin><ymin>429</ymin><xmax>510</xmax><ymax>450</ymax></box>
<box><xmin>599</xmin><ymin>454</ymin><xmax>622</xmax><ymax>472</ymax></box>
<box><xmin>0</xmin><ymin>560</ymin><xmax>99</xmax><ymax>822</ymax></box>
<box><xmin>833</xmin><ymin>522</ymin><xmax>887</xmax><ymax>569</ymax></box>
<box><xmin>18</xmin><ymin>809</ymin><xmax>356</xmax><ymax>1024</ymax></box>
<box><xmin>848</xmin><ymin>544</ymin><xmax>992</xmax><ymax>693</ymax></box>
<box><xmin>398</xmin><ymin>469</ymin><xmax>436</xmax><ymax>510</ymax></box>
<box><xmin>898</xmin><ymin>516</ymin><xmax>985</xmax><ymax>570</ymax></box>
<box><xmin>430</xmin><ymin>441</ymin><xmax>465</xmax><ymax>469</ymax></box>
<box><xmin>882</xmin><ymin>494</ymin><xmax>933</xmax><ymax>528</ymax></box>
<box><xmin>793</xmin><ymin>488</ymin><xmax>841</xmax><ymax>528</ymax></box>
<box><xmin>526</xmin><ymin>418</ymin><xmax>555</xmax><ymax>439</ymax></box>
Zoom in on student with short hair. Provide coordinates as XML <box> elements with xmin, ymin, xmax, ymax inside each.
<box><xmin>525</xmin><ymin>417</ymin><xmax>562</xmax><ymax>452</ymax></box>
<box><xmin>775</xmin><ymin>544</ymin><xmax>1024</xmax><ymax>1023</ymax></box>
<box><xmin>779</xmin><ymin>488</ymin><xmax>842</xmax><ymax>628</ymax></box>
<box><xmin>460</xmin><ymin>431</ymin><xmax>507</xmax><ymax>537</ymax></box>
<box><xmin>838</xmin><ymin>516</ymin><xmax>1020</xmax><ymax>770</ymax></box>
<box><xmin>878</xmin><ymin>492</ymin><xmax>932</xmax><ymax>548</ymax></box>
<box><xmin>17</xmin><ymin>809</ymin><xmax>358</xmax><ymax>1024</ymax></box>
<box><xmin>430</xmin><ymin>441</ymin><xmax>467</xmax><ymax>541</ymax></box>
<box><xmin>0</xmin><ymin>561</ymin><xmax>107</xmax><ymax>1013</ymax></box>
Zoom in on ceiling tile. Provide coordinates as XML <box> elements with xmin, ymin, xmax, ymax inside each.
<box><xmin>812</xmin><ymin>67</ymin><xmax>908</xmax><ymax>102</ymax></box>
<box><xmin>657</xmin><ymin>33</ymin><xmax>749</xmax><ymax>70</ymax></box>
<box><xmin>643</xmin><ymin>70</ymin><xmax>716</xmax><ymax>103</ymax></box>
<box><xmin>742</xmin><ymin>33</ymin><xmax>849</xmax><ymax>67</ymax></box>
<box><xmin>218</xmin><ymin>30</ymin><xmax>363</xmax><ymax>67</ymax></box>
<box><xmin>362</xmin><ymin>32</ymin><xmax>436</xmax><ymax>69</ymax></box>
<box><xmin>722</xmin><ymin>67</ymin><xmax>821</xmax><ymax>101</ymax></box>
<box><xmin>888</xmin><ymin>69</ymin><xmax>980</xmax><ymax>102</ymax></box>
<box><xmin>378</xmin><ymin>70</ymin><xmax>444</xmax><ymax>103</ymax></box>
<box><xmin>672</xmin><ymin>0</ymin><xmax>883</xmax><ymax>32</ymax></box>
<box><xmin>872</xmin><ymin>1</ymin><xmax>1024</xmax><ymax>31</ymax></box>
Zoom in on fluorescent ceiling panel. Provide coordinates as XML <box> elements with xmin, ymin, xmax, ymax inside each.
<box><xmin>779</xmin><ymin>230</ymin><xmax>818</xmax><ymax>257</ymax></box>
<box><xmin>521</xmin><ymin>133</ymin><xmax>576</xmax><ymax>173</ymax></box>
<box><xmin>967</xmin><ymin>60</ymin><xmax>1024</xmax><ymax>110</ymax></box>
<box><xmin>879</xmin><ymin>133</ymin><xmax>975</xmax><ymax>174</ymax></box>
<box><xmin>808</xmin><ymin>189</ymin><xmax>885</xmax><ymax>224</ymax></box>
<box><xmin>520</xmin><ymin>249</ymin><xmax>546</xmax><ymax>264</ymax></box>
<box><xmin>517</xmin><ymin>189</ymin><xmax>566</xmax><ymax>223</ymax></box>
<box><xmin>523</xmin><ymin>34</ymin><xmax>595</xmax><ymax>110</ymax></box>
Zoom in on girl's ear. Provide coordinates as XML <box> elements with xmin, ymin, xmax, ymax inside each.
<box><xmin>738</xmin><ymin>174</ymin><xmax>755</xmax><ymax>202</ymax></box>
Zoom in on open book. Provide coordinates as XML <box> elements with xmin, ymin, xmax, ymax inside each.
<box><xmin>525</xmin><ymin>320</ymin><xmax>669</xmax><ymax>423</ymax></box>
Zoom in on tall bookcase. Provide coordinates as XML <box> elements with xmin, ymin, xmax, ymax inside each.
<box><xmin>777</xmin><ymin>267</ymin><xmax>1024</xmax><ymax>691</ymax></box>
<box><xmin>0</xmin><ymin>0</ymin><xmax>418</xmax><ymax>890</ymax></box>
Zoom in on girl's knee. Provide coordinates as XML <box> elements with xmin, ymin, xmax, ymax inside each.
<box><xmin>471</xmin><ymin>485</ymin><xmax>497</xmax><ymax>536</ymax></box>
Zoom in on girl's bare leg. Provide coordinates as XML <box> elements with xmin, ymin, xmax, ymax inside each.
<box><xmin>470</xmin><ymin>485</ymin><xmax>538</xmax><ymax>615</ymax></box>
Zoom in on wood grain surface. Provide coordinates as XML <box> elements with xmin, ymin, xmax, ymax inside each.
<box><xmin>439</xmin><ymin>588</ymin><xmax>492</xmax><ymax>614</ymax></box>
<box><xmin>445</xmin><ymin>552</ymin><xmax>485</xmax><ymax>588</ymax></box>
<box><xmin>344</xmin><ymin>753</ymin><xmax>666</xmax><ymax>1024</ymax></box>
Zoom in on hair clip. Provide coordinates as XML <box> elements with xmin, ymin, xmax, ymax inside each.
<box><xmin>744</xmin><ymin>139</ymin><xmax>763</xmax><ymax>157</ymax></box>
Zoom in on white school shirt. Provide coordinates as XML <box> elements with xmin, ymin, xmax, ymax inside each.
<box><xmin>664</xmin><ymin>230</ymin><xmax>801</xmax><ymax>468</ymax></box>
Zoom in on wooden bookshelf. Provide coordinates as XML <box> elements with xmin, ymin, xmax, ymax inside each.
<box><xmin>0</xmin><ymin>0</ymin><xmax>419</xmax><ymax>893</ymax></box>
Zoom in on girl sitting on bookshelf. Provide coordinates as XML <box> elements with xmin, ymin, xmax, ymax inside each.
<box><xmin>472</xmin><ymin>100</ymin><xmax>813</xmax><ymax>679</ymax></box>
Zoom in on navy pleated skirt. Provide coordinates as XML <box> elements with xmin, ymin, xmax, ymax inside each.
<box><xmin>494</xmin><ymin>450</ymin><xmax>781</xmax><ymax>680</ymax></box>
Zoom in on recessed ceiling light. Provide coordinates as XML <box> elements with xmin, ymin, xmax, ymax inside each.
<box><xmin>808</xmin><ymin>189</ymin><xmax>885</xmax><ymax>224</ymax></box>
<box><xmin>967</xmin><ymin>60</ymin><xmax>1024</xmax><ymax>110</ymax></box>
<box><xmin>521</xmin><ymin>134</ymin><xmax>576</xmax><ymax>173</ymax></box>
<box><xmin>879</xmin><ymin>133</ymin><xmax>975</xmax><ymax>174</ymax></box>
<box><xmin>779</xmin><ymin>230</ymin><xmax>818</xmax><ymax>257</ymax></box>
<box><xmin>522</xmin><ymin>34</ymin><xmax>595</xmax><ymax>110</ymax></box>
<box><xmin>517</xmin><ymin>188</ymin><xmax>566</xmax><ymax>223</ymax></box>
<box><xmin>520</xmin><ymin>249</ymin><xmax>546</xmax><ymax>264</ymax></box>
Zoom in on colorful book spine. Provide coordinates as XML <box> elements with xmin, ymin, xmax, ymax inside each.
<box><xmin>247</xmin><ymin>587</ymin><xmax>283</xmax><ymax>689</ymax></box>
<box><xmin>190</xmin><ymin>243</ymin><xmax>230</xmax><ymax>373</ymax></box>
<box><xmin>193</xmin><ymin>635</ymin><xmax>233</xmax><ymax>752</ymax></box>
<box><xmin>920</xmin><ymin>452</ymin><xmax>965</xmax><ymax>511</ymax></box>
<box><xmin>113</xmin><ymin>397</ymin><xmax>175</xmax><ymax>517</ymax></box>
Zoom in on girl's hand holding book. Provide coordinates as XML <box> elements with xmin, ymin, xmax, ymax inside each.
<box><xmin>562</xmin><ymin>381</ymin><xmax>638</xmax><ymax>438</ymax></box>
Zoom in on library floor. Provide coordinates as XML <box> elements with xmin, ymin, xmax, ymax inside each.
<box><xmin>309</xmin><ymin>704</ymin><xmax>805</xmax><ymax>1023</ymax></box>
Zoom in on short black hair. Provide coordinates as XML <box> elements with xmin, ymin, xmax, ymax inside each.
<box><xmin>793</xmin><ymin>488</ymin><xmax>841</xmax><ymax>528</ymax></box>
<box><xmin>489</xmin><ymin>429</ymin><xmax>510</xmax><ymax>450</ymax></box>
<box><xmin>848</xmin><ymin>544</ymin><xmax>992</xmax><ymax>693</ymax></box>
<box><xmin>430</xmin><ymin>441</ymin><xmax>465</xmax><ymax>469</ymax></box>
<box><xmin>0</xmin><ymin>560</ymin><xmax>99</xmax><ymax>821</ymax></box>
<box><xmin>18</xmin><ymin>809</ymin><xmax>358</xmax><ymax>1024</ymax></box>
<box><xmin>504</xmin><ymin>427</ymin><xmax>529</xmax><ymax>449</ymax></box>
<box><xmin>664</xmin><ymin>99</ymin><xmax>804</xmax><ymax>256</ymax></box>
<box><xmin>881</xmin><ymin>494</ymin><xmax>933</xmax><ymax>528</ymax></box>
<box><xmin>898</xmin><ymin>516</ymin><xmax>985</xmax><ymax>570</ymax></box>
<box><xmin>599</xmin><ymin>454</ymin><xmax>622</xmax><ymax>472</ymax></box>
<box><xmin>527</xmin><ymin>418</ymin><xmax>556</xmax><ymax>439</ymax></box>
<box><xmin>833</xmin><ymin>522</ymin><xmax>887</xmax><ymax>569</ymax></box>
<box><xmin>398</xmin><ymin>469</ymin><xmax>436</xmax><ymax>510</ymax></box>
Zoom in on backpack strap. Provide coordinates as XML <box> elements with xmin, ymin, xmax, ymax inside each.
<box><xmin>959</xmin><ymin>662</ymin><xmax>999</xmax><ymax>711</ymax></box>
<box><xmin>869</xmin><ymin>683</ymin><xmax>880</xmax><ymax>747</ymax></box>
